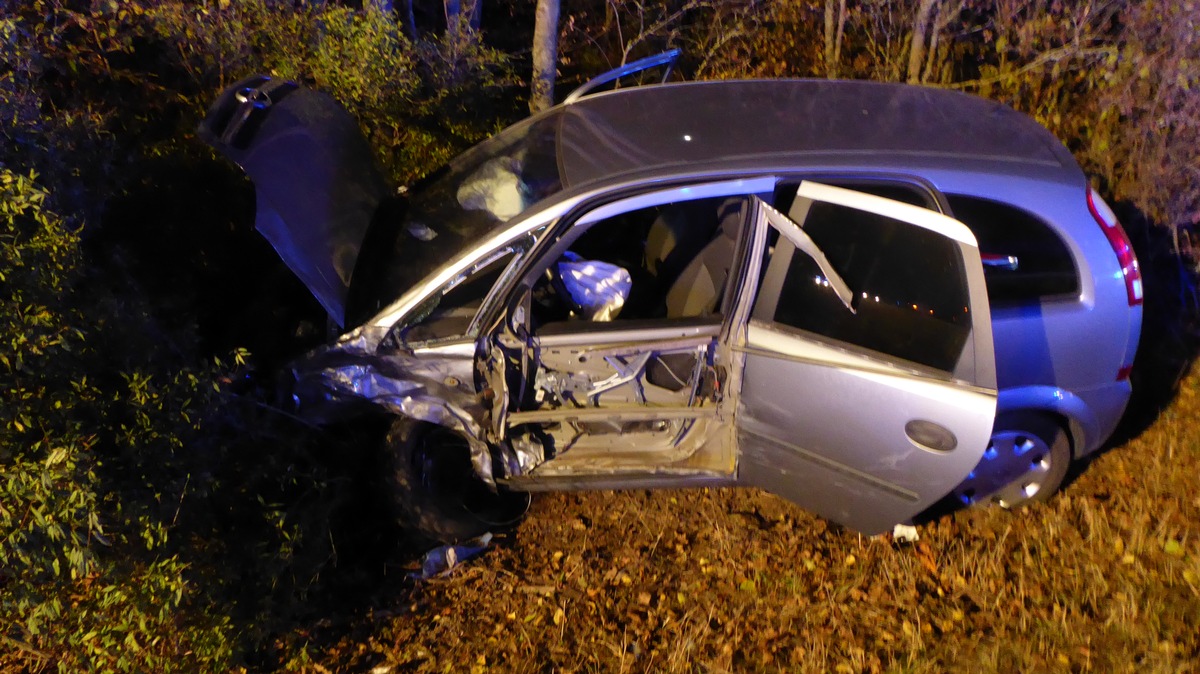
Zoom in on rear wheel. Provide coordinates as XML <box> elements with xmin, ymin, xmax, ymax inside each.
<box><xmin>952</xmin><ymin>412</ymin><xmax>1071</xmax><ymax>509</ymax></box>
<box><xmin>385</xmin><ymin>419</ymin><xmax>527</xmax><ymax>544</ymax></box>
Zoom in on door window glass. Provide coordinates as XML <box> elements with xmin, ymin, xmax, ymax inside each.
<box><xmin>758</xmin><ymin>200</ymin><xmax>971</xmax><ymax>373</ymax></box>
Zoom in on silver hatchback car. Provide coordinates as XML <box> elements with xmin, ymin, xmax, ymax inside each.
<box><xmin>202</xmin><ymin>64</ymin><xmax>1141</xmax><ymax>542</ymax></box>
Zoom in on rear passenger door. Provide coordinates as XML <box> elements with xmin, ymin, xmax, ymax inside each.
<box><xmin>734</xmin><ymin>182</ymin><xmax>997</xmax><ymax>534</ymax></box>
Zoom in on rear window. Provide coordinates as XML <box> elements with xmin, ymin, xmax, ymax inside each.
<box><xmin>945</xmin><ymin>194</ymin><xmax>1079</xmax><ymax>304</ymax></box>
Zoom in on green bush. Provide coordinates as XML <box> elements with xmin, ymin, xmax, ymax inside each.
<box><xmin>0</xmin><ymin>168</ymin><xmax>236</xmax><ymax>672</ymax></box>
<box><xmin>1</xmin><ymin>0</ymin><xmax>517</xmax><ymax>229</ymax></box>
<box><xmin>141</xmin><ymin>0</ymin><xmax>513</xmax><ymax>183</ymax></box>
<box><xmin>0</xmin><ymin>5</ymin><xmax>516</xmax><ymax>666</ymax></box>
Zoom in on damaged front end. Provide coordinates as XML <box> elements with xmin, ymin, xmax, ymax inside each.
<box><xmin>200</xmin><ymin>75</ymin><xmax>557</xmax><ymax>492</ymax></box>
<box><xmin>286</xmin><ymin>326</ymin><xmax>501</xmax><ymax>486</ymax></box>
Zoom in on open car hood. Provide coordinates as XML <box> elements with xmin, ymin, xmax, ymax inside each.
<box><xmin>199</xmin><ymin>75</ymin><xmax>390</xmax><ymax>327</ymax></box>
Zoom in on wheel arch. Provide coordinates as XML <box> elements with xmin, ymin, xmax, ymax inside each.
<box><xmin>368</xmin><ymin>399</ymin><xmax>496</xmax><ymax>487</ymax></box>
<box><xmin>383</xmin><ymin>415</ymin><xmax>526</xmax><ymax>544</ymax></box>
<box><xmin>996</xmin><ymin>385</ymin><xmax>1095</xmax><ymax>459</ymax></box>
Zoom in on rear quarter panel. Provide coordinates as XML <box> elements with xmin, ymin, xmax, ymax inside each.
<box><xmin>923</xmin><ymin>169</ymin><xmax>1142</xmax><ymax>454</ymax></box>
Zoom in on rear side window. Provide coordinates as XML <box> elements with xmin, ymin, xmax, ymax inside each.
<box><xmin>945</xmin><ymin>194</ymin><xmax>1079</xmax><ymax>304</ymax></box>
<box><xmin>757</xmin><ymin>201</ymin><xmax>972</xmax><ymax>373</ymax></box>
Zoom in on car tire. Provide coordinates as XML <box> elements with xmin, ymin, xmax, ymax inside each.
<box><xmin>952</xmin><ymin>412</ymin><xmax>1072</xmax><ymax>509</ymax></box>
<box><xmin>385</xmin><ymin>419</ymin><xmax>527</xmax><ymax>545</ymax></box>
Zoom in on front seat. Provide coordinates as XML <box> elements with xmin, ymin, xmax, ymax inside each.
<box><xmin>644</xmin><ymin>199</ymin><xmax>720</xmax><ymax>283</ymax></box>
<box><xmin>663</xmin><ymin>199</ymin><xmax>746</xmax><ymax>318</ymax></box>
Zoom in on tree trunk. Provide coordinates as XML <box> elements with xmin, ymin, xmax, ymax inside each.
<box><xmin>530</xmin><ymin>0</ymin><xmax>560</xmax><ymax>113</ymax></box>
<box><xmin>823</xmin><ymin>0</ymin><xmax>848</xmax><ymax>79</ymax></box>
<box><xmin>834</xmin><ymin>0</ymin><xmax>846</xmax><ymax>78</ymax></box>
<box><xmin>907</xmin><ymin>0</ymin><xmax>938</xmax><ymax>83</ymax></box>
<box><xmin>468</xmin><ymin>0</ymin><xmax>481</xmax><ymax>31</ymax></box>
<box><xmin>922</xmin><ymin>4</ymin><xmax>941</xmax><ymax>84</ymax></box>
<box><xmin>824</xmin><ymin>0</ymin><xmax>836</xmax><ymax>77</ymax></box>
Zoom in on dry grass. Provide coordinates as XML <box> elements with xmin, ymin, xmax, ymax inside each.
<box><xmin>302</xmin><ymin>369</ymin><xmax>1200</xmax><ymax>673</ymax></box>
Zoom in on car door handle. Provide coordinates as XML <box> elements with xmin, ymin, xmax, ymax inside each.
<box><xmin>905</xmin><ymin>419</ymin><xmax>958</xmax><ymax>453</ymax></box>
<box><xmin>981</xmin><ymin>253</ymin><xmax>1019</xmax><ymax>270</ymax></box>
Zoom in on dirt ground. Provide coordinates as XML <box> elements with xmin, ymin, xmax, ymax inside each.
<box><xmin>289</xmin><ymin>370</ymin><xmax>1200</xmax><ymax>674</ymax></box>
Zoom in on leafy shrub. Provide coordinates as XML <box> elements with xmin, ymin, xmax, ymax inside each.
<box><xmin>0</xmin><ymin>168</ymin><xmax>236</xmax><ymax>672</ymax></box>
<box><xmin>1078</xmin><ymin>0</ymin><xmax>1199</xmax><ymax>227</ymax></box>
<box><xmin>142</xmin><ymin>0</ymin><xmax>513</xmax><ymax>183</ymax></box>
<box><xmin>0</xmin><ymin>4</ymin><xmax>518</xmax><ymax>667</ymax></box>
<box><xmin>0</xmin><ymin>166</ymin><xmax>359</xmax><ymax>671</ymax></box>
<box><xmin>2</xmin><ymin>0</ymin><xmax>517</xmax><ymax>230</ymax></box>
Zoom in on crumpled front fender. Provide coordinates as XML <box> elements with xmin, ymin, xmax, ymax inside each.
<box><xmin>289</xmin><ymin>327</ymin><xmax>496</xmax><ymax>486</ymax></box>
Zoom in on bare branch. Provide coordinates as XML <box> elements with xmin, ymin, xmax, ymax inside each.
<box><xmin>946</xmin><ymin>45</ymin><xmax>1115</xmax><ymax>90</ymax></box>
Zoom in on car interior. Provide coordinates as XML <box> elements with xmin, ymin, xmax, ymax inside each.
<box><xmin>528</xmin><ymin>195</ymin><xmax>748</xmax><ymax>327</ymax></box>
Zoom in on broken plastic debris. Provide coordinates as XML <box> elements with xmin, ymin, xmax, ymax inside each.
<box><xmin>892</xmin><ymin>523</ymin><xmax>920</xmax><ymax>543</ymax></box>
<box><xmin>410</xmin><ymin>533</ymin><xmax>493</xmax><ymax>580</ymax></box>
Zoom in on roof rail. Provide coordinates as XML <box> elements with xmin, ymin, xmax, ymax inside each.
<box><xmin>563</xmin><ymin>49</ymin><xmax>682</xmax><ymax>105</ymax></box>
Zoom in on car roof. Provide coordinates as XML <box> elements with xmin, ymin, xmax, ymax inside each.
<box><xmin>551</xmin><ymin>79</ymin><xmax>1082</xmax><ymax>188</ymax></box>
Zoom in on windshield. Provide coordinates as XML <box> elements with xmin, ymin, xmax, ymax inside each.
<box><xmin>345</xmin><ymin>113</ymin><xmax>564</xmax><ymax>326</ymax></box>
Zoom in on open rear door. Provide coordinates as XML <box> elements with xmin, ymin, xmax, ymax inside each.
<box><xmin>735</xmin><ymin>183</ymin><xmax>997</xmax><ymax>534</ymax></box>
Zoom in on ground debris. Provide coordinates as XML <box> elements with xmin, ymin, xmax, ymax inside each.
<box><xmin>302</xmin><ymin>372</ymin><xmax>1200</xmax><ymax>672</ymax></box>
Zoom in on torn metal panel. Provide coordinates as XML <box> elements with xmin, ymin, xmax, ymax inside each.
<box><xmin>501</xmin><ymin>468</ymin><xmax>731</xmax><ymax>492</ymax></box>
<box><xmin>530</xmin><ymin>334</ymin><xmax>716</xmax><ymax>407</ymax></box>
<box><xmin>509</xmin><ymin>327</ymin><xmax>722</xmax><ymax>467</ymax></box>
<box><xmin>290</xmin><ymin>329</ymin><xmax>497</xmax><ymax>485</ymax></box>
<box><xmin>501</xmin><ymin>415</ymin><xmax>736</xmax><ymax>487</ymax></box>
<box><xmin>505</xmin><ymin>428</ymin><xmax>548</xmax><ymax>473</ymax></box>
<box><xmin>508</xmin><ymin>406</ymin><xmax>718</xmax><ymax>425</ymax></box>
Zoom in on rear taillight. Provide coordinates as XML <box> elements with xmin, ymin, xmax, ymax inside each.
<box><xmin>1087</xmin><ymin>187</ymin><xmax>1142</xmax><ymax>307</ymax></box>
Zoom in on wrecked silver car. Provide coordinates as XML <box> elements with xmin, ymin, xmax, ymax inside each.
<box><xmin>201</xmin><ymin>63</ymin><xmax>1138</xmax><ymax>543</ymax></box>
